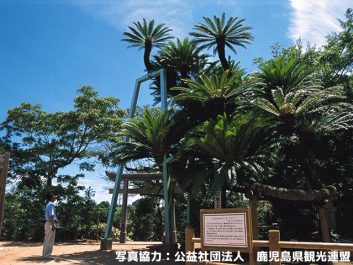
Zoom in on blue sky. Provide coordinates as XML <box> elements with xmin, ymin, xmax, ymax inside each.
<box><xmin>0</xmin><ymin>0</ymin><xmax>351</xmax><ymax>202</ymax></box>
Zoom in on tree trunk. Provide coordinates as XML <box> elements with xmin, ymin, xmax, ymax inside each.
<box><xmin>244</xmin><ymin>182</ymin><xmax>336</xmax><ymax>202</ymax></box>
<box><xmin>216</xmin><ymin>39</ymin><xmax>229</xmax><ymax>70</ymax></box>
<box><xmin>0</xmin><ymin>153</ymin><xmax>10</xmax><ymax>236</ymax></box>
<box><xmin>46</xmin><ymin>168</ymin><xmax>58</xmax><ymax>188</ymax></box>
<box><xmin>180</xmin><ymin>67</ymin><xmax>188</xmax><ymax>80</ymax></box>
<box><xmin>144</xmin><ymin>42</ymin><xmax>153</xmax><ymax>71</ymax></box>
<box><xmin>319</xmin><ymin>206</ymin><xmax>330</xmax><ymax>242</ymax></box>
<box><xmin>296</xmin><ymin>129</ymin><xmax>323</xmax><ymax>189</ymax></box>
<box><xmin>47</xmin><ymin>176</ymin><xmax>52</xmax><ymax>188</ymax></box>
<box><xmin>221</xmin><ymin>184</ymin><xmax>227</xmax><ymax>208</ymax></box>
<box><xmin>298</xmin><ymin>129</ymin><xmax>336</xmax><ymax>241</ymax></box>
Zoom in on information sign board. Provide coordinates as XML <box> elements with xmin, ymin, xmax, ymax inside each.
<box><xmin>200</xmin><ymin>208</ymin><xmax>253</xmax><ymax>253</ymax></box>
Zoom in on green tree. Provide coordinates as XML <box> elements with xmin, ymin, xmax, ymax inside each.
<box><xmin>266</xmin><ymin>8</ymin><xmax>353</xmax><ymax>90</ymax></box>
<box><xmin>154</xmin><ymin>38</ymin><xmax>208</xmax><ymax>80</ymax></box>
<box><xmin>190</xmin><ymin>13</ymin><xmax>253</xmax><ymax>70</ymax></box>
<box><xmin>317</xmin><ymin>8</ymin><xmax>353</xmax><ymax>87</ymax></box>
<box><xmin>122</xmin><ymin>18</ymin><xmax>173</xmax><ymax>71</ymax></box>
<box><xmin>192</xmin><ymin>114</ymin><xmax>272</xmax><ymax>190</ymax></box>
<box><xmin>111</xmin><ymin>109</ymin><xmax>179</xmax><ymax>166</ymax></box>
<box><xmin>172</xmin><ymin>70</ymin><xmax>244</xmax><ymax>118</ymax></box>
<box><xmin>150</xmin><ymin>38</ymin><xmax>209</xmax><ymax>102</ymax></box>
<box><xmin>249</xmin><ymin>57</ymin><xmax>353</xmax><ymax>190</ymax></box>
<box><xmin>117</xmin><ymin>9</ymin><xmax>353</xmax><ymax>242</ymax></box>
<box><xmin>252</xmin><ymin>57</ymin><xmax>314</xmax><ymax>99</ymax></box>
<box><xmin>1</xmin><ymin>86</ymin><xmax>125</xmax><ymax>187</ymax></box>
<box><xmin>2</xmin><ymin>173</ymin><xmax>102</xmax><ymax>241</ymax></box>
<box><xmin>129</xmin><ymin>196</ymin><xmax>163</xmax><ymax>241</ymax></box>
<box><xmin>108</xmin><ymin>109</ymin><xmax>191</xmax><ymax>243</ymax></box>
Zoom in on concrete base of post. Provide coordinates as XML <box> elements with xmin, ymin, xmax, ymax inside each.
<box><xmin>100</xmin><ymin>238</ymin><xmax>113</xmax><ymax>250</ymax></box>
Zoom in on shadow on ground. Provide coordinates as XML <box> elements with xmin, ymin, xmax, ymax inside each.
<box><xmin>1</xmin><ymin>241</ymin><xmax>99</xmax><ymax>247</ymax></box>
<box><xmin>2</xmin><ymin>242</ymin><xmax>43</xmax><ymax>247</ymax></box>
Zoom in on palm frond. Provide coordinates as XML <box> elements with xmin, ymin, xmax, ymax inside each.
<box><xmin>113</xmin><ymin>109</ymin><xmax>178</xmax><ymax>165</ymax></box>
<box><xmin>189</xmin><ymin>13</ymin><xmax>253</xmax><ymax>60</ymax></box>
<box><xmin>313</xmin><ymin>103</ymin><xmax>353</xmax><ymax>134</ymax></box>
<box><xmin>122</xmin><ymin>18</ymin><xmax>173</xmax><ymax>49</ymax></box>
<box><xmin>171</xmin><ymin>71</ymin><xmax>244</xmax><ymax>103</ymax></box>
<box><xmin>191</xmin><ymin>114</ymin><xmax>273</xmax><ymax>183</ymax></box>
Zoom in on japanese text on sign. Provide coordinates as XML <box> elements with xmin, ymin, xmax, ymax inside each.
<box><xmin>203</xmin><ymin>213</ymin><xmax>247</xmax><ymax>247</ymax></box>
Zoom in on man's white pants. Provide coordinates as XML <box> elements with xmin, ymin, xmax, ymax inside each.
<box><xmin>42</xmin><ymin>221</ymin><xmax>56</xmax><ymax>258</ymax></box>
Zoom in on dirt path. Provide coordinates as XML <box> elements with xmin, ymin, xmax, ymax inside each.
<box><xmin>0</xmin><ymin>241</ymin><xmax>175</xmax><ymax>265</ymax></box>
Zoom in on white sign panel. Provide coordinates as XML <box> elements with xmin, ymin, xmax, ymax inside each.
<box><xmin>203</xmin><ymin>213</ymin><xmax>248</xmax><ymax>247</ymax></box>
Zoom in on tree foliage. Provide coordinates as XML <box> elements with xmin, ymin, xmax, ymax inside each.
<box><xmin>190</xmin><ymin>13</ymin><xmax>253</xmax><ymax>70</ymax></box>
<box><xmin>2</xmin><ymin>174</ymin><xmax>110</xmax><ymax>241</ymax></box>
<box><xmin>1</xmin><ymin>86</ymin><xmax>125</xmax><ymax>187</ymax></box>
<box><xmin>116</xmin><ymin>8</ymin><xmax>353</xmax><ymax>241</ymax></box>
<box><xmin>122</xmin><ymin>18</ymin><xmax>173</xmax><ymax>71</ymax></box>
<box><xmin>2</xmin><ymin>8</ymin><xmax>353</xmax><ymax>243</ymax></box>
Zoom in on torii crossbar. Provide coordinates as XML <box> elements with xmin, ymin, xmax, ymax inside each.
<box><xmin>102</xmin><ymin>69</ymin><xmax>172</xmax><ymax>248</ymax></box>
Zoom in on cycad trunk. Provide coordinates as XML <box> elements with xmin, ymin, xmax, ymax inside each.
<box><xmin>248</xmin><ymin>182</ymin><xmax>336</xmax><ymax>202</ymax></box>
<box><xmin>204</xmin><ymin>97</ymin><xmax>226</xmax><ymax>119</ymax></box>
<box><xmin>297</xmin><ymin>130</ymin><xmax>335</xmax><ymax>240</ymax></box>
<box><xmin>216</xmin><ymin>39</ymin><xmax>229</xmax><ymax>70</ymax></box>
<box><xmin>180</xmin><ymin>67</ymin><xmax>188</xmax><ymax>80</ymax></box>
<box><xmin>144</xmin><ymin>43</ymin><xmax>153</xmax><ymax>71</ymax></box>
<box><xmin>297</xmin><ymin>129</ymin><xmax>322</xmax><ymax>189</ymax></box>
<box><xmin>221</xmin><ymin>185</ymin><xmax>227</xmax><ymax>208</ymax></box>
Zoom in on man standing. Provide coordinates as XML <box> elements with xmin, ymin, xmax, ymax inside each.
<box><xmin>42</xmin><ymin>192</ymin><xmax>57</xmax><ymax>259</ymax></box>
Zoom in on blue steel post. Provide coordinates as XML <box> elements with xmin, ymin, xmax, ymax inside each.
<box><xmin>160</xmin><ymin>69</ymin><xmax>167</xmax><ymax>111</ymax></box>
<box><xmin>159</xmin><ymin>69</ymin><xmax>172</xmax><ymax>245</ymax></box>
<box><xmin>162</xmin><ymin>156</ymin><xmax>171</xmax><ymax>245</ymax></box>
<box><xmin>104</xmin><ymin>69</ymin><xmax>171</xmax><ymax>244</ymax></box>
<box><xmin>104</xmin><ymin>78</ymin><xmax>141</xmax><ymax>240</ymax></box>
<box><xmin>104</xmin><ymin>165</ymin><xmax>124</xmax><ymax>239</ymax></box>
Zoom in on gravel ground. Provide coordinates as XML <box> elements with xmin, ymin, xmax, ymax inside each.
<box><xmin>0</xmin><ymin>241</ymin><xmax>178</xmax><ymax>265</ymax></box>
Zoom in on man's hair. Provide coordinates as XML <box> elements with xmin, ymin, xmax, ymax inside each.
<box><xmin>46</xmin><ymin>192</ymin><xmax>55</xmax><ymax>201</ymax></box>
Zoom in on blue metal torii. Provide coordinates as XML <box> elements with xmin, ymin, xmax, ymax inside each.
<box><xmin>103</xmin><ymin>69</ymin><xmax>173</xmax><ymax>245</ymax></box>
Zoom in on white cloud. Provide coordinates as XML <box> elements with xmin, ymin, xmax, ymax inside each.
<box><xmin>288</xmin><ymin>0</ymin><xmax>351</xmax><ymax>46</ymax></box>
<box><xmin>72</xmin><ymin>0</ymin><xmax>193</xmax><ymax>38</ymax></box>
<box><xmin>215</xmin><ymin>0</ymin><xmax>237</xmax><ymax>5</ymax></box>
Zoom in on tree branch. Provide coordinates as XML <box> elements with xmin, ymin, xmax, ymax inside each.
<box><xmin>244</xmin><ymin>182</ymin><xmax>337</xmax><ymax>202</ymax></box>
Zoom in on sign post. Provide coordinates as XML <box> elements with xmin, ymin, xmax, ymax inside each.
<box><xmin>200</xmin><ymin>208</ymin><xmax>254</xmax><ymax>265</ymax></box>
<box><xmin>214</xmin><ymin>191</ymin><xmax>222</xmax><ymax>209</ymax></box>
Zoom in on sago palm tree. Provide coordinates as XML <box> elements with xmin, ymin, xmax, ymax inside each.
<box><xmin>154</xmin><ymin>38</ymin><xmax>208</xmax><ymax>80</ymax></box>
<box><xmin>169</xmin><ymin>113</ymin><xmax>269</xmax><ymax>207</ymax></box>
<box><xmin>190</xmin><ymin>114</ymin><xmax>338</xmax><ymax>202</ymax></box>
<box><xmin>249</xmin><ymin>58</ymin><xmax>353</xmax><ymax>190</ymax></box>
<box><xmin>172</xmin><ymin>70</ymin><xmax>244</xmax><ymax>118</ymax></box>
<box><xmin>113</xmin><ymin>109</ymin><xmax>177</xmax><ymax>166</ymax></box>
<box><xmin>150</xmin><ymin>38</ymin><xmax>209</xmax><ymax>102</ymax></box>
<box><xmin>193</xmin><ymin>114</ymin><xmax>270</xmax><ymax>180</ymax></box>
<box><xmin>190</xmin><ymin>13</ymin><xmax>253</xmax><ymax>70</ymax></box>
<box><xmin>111</xmin><ymin>108</ymin><xmax>185</xmax><ymax>244</ymax></box>
<box><xmin>251</xmin><ymin>86</ymin><xmax>348</xmax><ymax>127</ymax></box>
<box><xmin>122</xmin><ymin>19</ymin><xmax>173</xmax><ymax>71</ymax></box>
<box><xmin>248</xmin><ymin>58</ymin><xmax>353</xmax><ymax>241</ymax></box>
<box><xmin>251</xmin><ymin>57</ymin><xmax>315</xmax><ymax>99</ymax></box>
